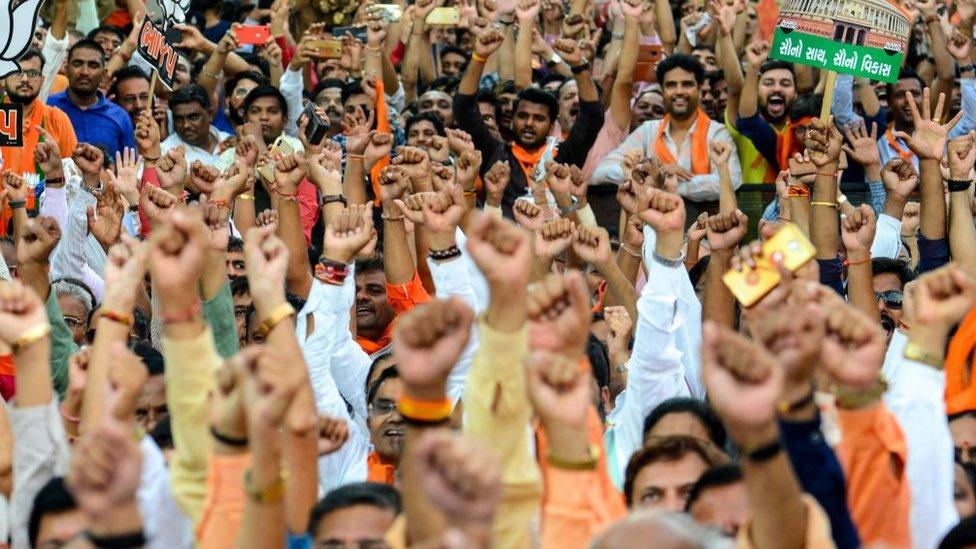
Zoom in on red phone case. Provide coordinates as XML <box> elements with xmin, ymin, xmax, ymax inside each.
<box><xmin>236</xmin><ymin>26</ymin><xmax>270</xmax><ymax>45</ymax></box>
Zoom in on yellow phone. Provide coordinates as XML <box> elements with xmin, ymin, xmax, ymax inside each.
<box><xmin>722</xmin><ymin>223</ymin><xmax>816</xmax><ymax>307</ymax></box>
<box><xmin>256</xmin><ymin>137</ymin><xmax>296</xmax><ymax>182</ymax></box>
<box><xmin>307</xmin><ymin>39</ymin><xmax>343</xmax><ymax>59</ymax></box>
<box><xmin>426</xmin><ymin>7</ymin><xmax>459</xmax><ymax>25</ymax></box>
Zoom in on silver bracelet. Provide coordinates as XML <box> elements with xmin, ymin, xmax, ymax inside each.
<box><xmin>652</xmin><ymin>250</ymin><xmax>685</xmax><ymax>268</ymax></box>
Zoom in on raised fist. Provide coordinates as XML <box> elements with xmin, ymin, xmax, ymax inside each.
<box><xmin>394</xmin><ymin>297</ymin><xmax>475</xmax><ymax>400</ymax></box>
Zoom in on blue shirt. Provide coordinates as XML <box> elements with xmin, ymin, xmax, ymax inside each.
<box><xmin>47</xmin><ymin>91</ymin><xmax>136</xmax><ymax>157</ymax></box>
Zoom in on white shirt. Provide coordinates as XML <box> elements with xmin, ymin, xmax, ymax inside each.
<box><xmin>882</xmin><ymin>330</ymin><xmax>959</xmax><ymax>549</ymax></box>
<box><xmin>592</xmin><ymin>115</ymin><xmax>743</xmax><ymax>202</ymax></box>
<box><xmin>161</xmin><ymin>126</ymin><xmax>232</xmax><ymax>168</ymax></box>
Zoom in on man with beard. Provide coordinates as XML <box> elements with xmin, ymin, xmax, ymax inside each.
<box><xmin>47</xmin><ymin>40</ymin><xmax>135</xmax><ymax>158</ymax></box>
<box><xmin>871</xmin><ymin>258</ymin><xmax>915</xmax><ymax>341</ymax></box>
<box><xmin>0</xmin><ymin>49</ymin><xmax>76</xmax><ymax>178</ymax></box>
<box><xmin>453</xmin><ymin>29</ymin><xmax>603</xmax><ymax>215</ymax></box>
<box><xmin>594</xmin><ymin>54</ymin><xmax>741</xmax><ymax>217</ymax></box>
<box><xmin>733</xmin><ymin>45</ymin><xmax>799</xmax><ymax>182</ymax></box>
<box><xmin>312</xmin><ymin>78</ymin><xmax>346</xmax><ymax>138</ymax></box>
<box><xmin>108</xmin><ymin>65</ymin><xmax>151</xmax><ymax>124</ymax></box>
<box><xmin>877</xmin><ymin>69</ymin><xmax>926</xmax><ymax>170</ymax></box>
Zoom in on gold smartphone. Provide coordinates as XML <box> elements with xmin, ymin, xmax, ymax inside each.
<box><xmin>371</xmin><ymin>3</ymin><xmax>402</xmax><ymax>21</ymax></box>
<box><xmin>307</xmin><ymin>39</ymin><xmax>343</xmax><ymax>59</ymax></box>
<box><xmin>426</xmin><ymin>7</ymin><xmax>459</xmax><ymax>25</ymax></box>
<box><xmin>722</xmin><ymin>224</ymin><xmax>816</xmax><ymax>307</ymax></box>
<box><xmin>256</xmin><ymin>137</ymin><xmax>296</xmax><ymax>182</ymax></box>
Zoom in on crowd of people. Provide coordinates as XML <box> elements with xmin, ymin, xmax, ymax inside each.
<box><xmin>4</xmin><ymin>0</ymin><xmax>976</xmax><ymax>546</ymax></box>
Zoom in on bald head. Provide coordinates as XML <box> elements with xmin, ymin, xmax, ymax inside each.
<box><xmin>593</xmin><ymin>511</ymin><xmax>731</xmax><ymax>549</ymax></box>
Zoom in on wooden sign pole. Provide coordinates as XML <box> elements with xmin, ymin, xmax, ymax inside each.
<box><xmin>148</xmin><ymin>70</ymin><xmax>158</xmax><ymax>110</ymax></box>
<box><xmin>820</xmin><ymin>70</ymin><xmax>836</xmax><ymax>122</ymax></box>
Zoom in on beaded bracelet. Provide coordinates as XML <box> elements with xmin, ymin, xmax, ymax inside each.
<box><xmin>428</xmin><ymin>246</ymin><xmax>462</xmax><ymax>261</ymax></box>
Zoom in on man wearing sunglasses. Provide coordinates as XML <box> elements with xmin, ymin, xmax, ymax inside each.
<box><xmin>872</xmin><ymin>258</ymin><xmax>916</xmax><ymax>338</ymax></box>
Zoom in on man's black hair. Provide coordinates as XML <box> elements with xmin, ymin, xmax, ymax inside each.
<box><xmin>758</xmin><ymin>59</ymin><xmax>795</xmax><ymax>78</ymax></box>
<box><xmin>238</xmin><ymin>52</ymin><xmax>271</xmax><ymax>78</ymax></box>
<box><xmin>341</xmin><ymin>80</ymin><xmax>367</xmax><ymax>105</ymax></box>
<box><xmin>476</xmin><ymin>89</ymin><xmax>500</xmax><ymax>119</ymax></box>
<box><xmin>29</xmin><ymin>477</ymin><xmax>77</xmax><ymax>548</ymax></box>
<box><xmin>132</xmin><ymin>306</ymin><xmax>150</xmax><ymax>342</ymax></box>
<box><xmin>655</xmin><ymin>53</ymin><xmax>705</xmax><ymax>85</ymax></box>
<box><xmin>68</xmin><ymin>39</ymin><xmax>106</xmax><ymax>65</ymax></box>
<box><xmin>230</xmin><ymin>275</ymin><xmax>250</xmax><ymax>297</ymax></box>
<box><xmin>587</xmin><ymin>333</ymin><xmax>610</xmax><ymax>388</ymax></box>
<box><xmin>87</xmin><ymin>25</ymin><xmax>125</xmax><ymax>44</ymax></box>
<box><xmin>355</xmin><ymin>253</ymin><xmax>385</xmax><ymax>276</ymax></box>
<box><xmin>495</xmin><ymin>79</ymin><xmax>518</xmax><ymax>96</ymax></box>
<box><xmin>514</xmin><ymin>87</ymin><xmax>560</xmax><ymax>123</ymax></box>
<box><xmin>941</xmin><ymin>516</ymin><xmax>976</xmax><ymax>548</ymax></box>
<box><xmin>150</xmin><ymin>414</ymin><xmax>174</xmax><ymax>450</ymax></box>
<box><xmin>541</xmin><ymin>73</ymin><xmax>568</xmax><ymax>90</ymax></box>
<box><xmin>366</xmin><ymin>365</ymin><xmax>399</xmax><ymax>406</ymax></box>
<box><xmin>426</xmin><ymin>76</ymin><xmax>460</xmax><ymax>94</ymax></box>
<box><xmin>134</xmin><ymin>340</ymin><xmax>165</xmax><ymax>376</ymax></box>
<box><xmin>439</xmin><ymin>45</ymin><xmax>469</xmax><ymax>61</ymax></box>
<box><xmin>707</xmin><ymin>70</ymin><xmax>725</xmax><ymax>87</ymax></box>
<box><xmin>642</xmin><ymin>397</ymin><xmax>728</xmax><ymax>449</ymax></box>
<box><xmin>224</xmin><ymin>71</ymin><xmax>269</xmax><ymax>100</ymax></box>
<box><xmin>170</xmin><ymin>83</ymin><xmax>212</xmax><ymax>111</ymax></box>
<box><xmin>871</xmin><ymin>257</ymin><xmax>916</xmax><ymax>287</ymax></box>
<box><xmin>688</xmin><ymin>255</ymin><xmax>710</xmax><ymax>290</ymax></box>
<box><xmin>405</xmin><ymin>112</ymin><xmax>446</xmax><ymax>138</ymax></box>
<box><xmin>887</xmin><ymin>66</ymin><xmax>927</xmax><ymax>97</ymax></box>
<box><xmin>18</xmin><ymin>48</ymin><xmax>45</xmax><ymax>70</ymax></box>
<box><xmin>684</xmin><ymin>464</ymin><xmax>743</xmax><ymax>512</ymax></box>
<box><xmin>227</xmin><ymin>235</ymin><xmax>245</xmax><ymax>253</ymax></box>
<box><xmin>789</xmin><ymin>94</ymin><xmax>823</xmax><ymax>120</ymax></box>
<box><xmin>309</xmin><ymin>482</ymin><xmax>402</xmax><ymax>537</ymax></box>
<box><xmin>242</xmin><ymin>85</ymin><xmax>289</xmax><ymax>117</ymax></box>
<box><xmin>312</xmin><ymin>78</ymin><xmax>347</xmax><ymax>99</ymax></box>
<box><xmin>365</xmin><ymin>352</ymin><xmax>395</xmax><ymax>393</ymax></box>
<box><xmin>109</xmin><ymin>65</ymin><xmax>150</xmax><ymax>98</ymax></box>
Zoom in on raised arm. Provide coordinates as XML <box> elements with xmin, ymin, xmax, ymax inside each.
<box><xmin>271</xmin><ymin>153</ymin><xmax>313</xmax><ymax>299</ymax></box>
<box><xmin>514</xmin><ymin>0</ymin><xmax>541</xmax><ymax>89</ymax></box>
<box><xmin>703</xmin><ymin>209</ymin><xmax>748</xmax><ymax>327</ymax></box>
<box><xmin>948</xmin><ymin>134</ymin><xmax>976</xmax><ymax>274</ymax></box>
<box><xmin>804</xmin><ymin>117</ymin><xmax>844</xmax><ymax>260</ymax></box>
<box><xmin>738</xmin><ymin>39</ymin><xmax>769</xmax><ymax>120</ymax></box>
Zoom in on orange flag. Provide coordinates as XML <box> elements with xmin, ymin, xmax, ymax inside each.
<box><xmin>369</xmin><ymin>76</ymin><xmax>391</xmax><ymax>205</ymax></box>
<box><xmin>756</xmin><ymin>0</ymin><xmax>780</xmax><ymax>41</ymax></box>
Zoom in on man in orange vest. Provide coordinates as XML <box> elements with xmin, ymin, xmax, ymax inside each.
<box><xmin>0</xmin><ymin>49</ymin><xmax>77</xmax><ymax>178</ymax></box>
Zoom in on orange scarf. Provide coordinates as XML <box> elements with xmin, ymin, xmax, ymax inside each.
<box><xmin>886</xmin><ymin>128</ymin><xmax>914</xmax><ymax>163</ymax></box>
<box><xmin>356</xmin><ymin>316</ymin><xmax>397</xmax><ymax>356</ymax></box>
<box><xmin>654</xmin><ymin>108</ymin><xmax>711</xmax><ymax>175</ymax></box>
<box><xmin>776</xmin><ymin>116</ymin><xmax>809</xmax><ymax>172</ymax></box>
<box><xmin>945</xmin><ymin>308</ymin><xmax>976</xmax><ymax>414</ymax></box>
<box><xmin>511</xmin><ymin>141</ymin><xmax>550</xmax><ymax>182</ymax></box>
<box><xmin>367</xmin><ymin>451</ymin><xmax>397</xmax><ymax>485</ymax></box>
<box><xmin>0</xmin><ymin>100</ymin><xmax>46</xmax><ymax>234</ymax></box>
<box><xmin>369</xmin><ymin>78</ymin><xmax>391</xmax><ymax>206</ymax></box>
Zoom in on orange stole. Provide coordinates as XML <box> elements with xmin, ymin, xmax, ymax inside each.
<box><xmin>886</xmin><ymin>128</ymin><xmax>914</xmax><ymax>163</ymax></box>
<box><xmin>369</xmin><ymin>77</ymin><xmax>392</xmax><ymax>205</ymax></box>
<box><xmin>367</xmin><ymin>451</ymin><xmax>396</xmax><ymax>485</ymax></box>
<box><xmin>945</xmin><ymin>308</ymin><xmax>976</xmax><ymax>414</ymax></box>
<box><xmin>654</xmin><ymin>108</ymin><xmax>711</xmax><ymax>174</ymax></box>
<box><xmin>511</xmin><ymin>141</ymin><xmax>550</xmax><ymax>182</ymax></box>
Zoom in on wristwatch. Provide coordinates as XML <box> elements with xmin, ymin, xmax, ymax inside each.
<box><xmin>571</xmin><ymin>61</ymin><xmax>591</xmax><ymax>74</ymax></box>
<box><xmin>547</xmin><ymin>52</ymin><xmax>563</xmax><ymax>68</ymax></box>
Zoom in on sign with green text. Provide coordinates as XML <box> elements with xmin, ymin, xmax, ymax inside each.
<box><xmin>768</xmin><ymin>0</ymin><xmax>912</xmax><ymax>84</ymax></box>
<box><xmin>770</xmin><ymin>28</ymin><xmax>903</xmax><ymax>83</ymax></box>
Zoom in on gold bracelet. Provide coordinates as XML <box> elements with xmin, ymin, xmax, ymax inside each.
<box><xmin>243</xmin><ymin>468</ymin><xmax>288</xmax><ymax>503</ymax></box>
<box><xmin>12</xmin><ymin>324</ymin><xmax>51</xmax><ymax>355</ymax></box>
<box><xmin>256</xmin><ymin>302</ymin><xmax>295</xmax><ymax>339</ymax></box>
<box><xmin>238</xmin><ymin>194</ymin><xmax>255</xmax><ymax>201</ymax></box>
<box><xmin>903</xmin><ymin>341</ymin><xmax>944</xmax><ymax>370</ymax></box>
<box><xmin>810</xmin><ymin>201</ymin><xmax>838</xmax><ymax>208</ymax></box>
<box><xmin>547</xmin><ymin>444</ymin><xmax>600</xmax><ymax>470</ymax></box>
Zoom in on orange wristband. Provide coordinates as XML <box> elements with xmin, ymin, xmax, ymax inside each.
<box><xmin>397</xmin><ymin>395</ymin><xmax>451</xmax><ymax>422</ymax></box>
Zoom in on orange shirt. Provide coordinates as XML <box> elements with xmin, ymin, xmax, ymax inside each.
<box><xmin>367</xmin><ymin>451</ymin><xmax>397</xmax><ymax>485</ymax></box>
<box><xmin>356</xmin><ymin>272</ymin><xmax>431</xmax><ymax>355</ymax></box>
<box><xmin>0</xmin><ymin>99</ymin><xmax>77</xmax><ymax>176</ymax></box>
<box><xmin>197</xmin><ymin>452</ymin><xmax>249</xmax><ymax>549</ymax></box>
<box><xmin>835</xmin><ymin>403</ymin><xmax>912</xmax><ymax>548</ymax></box>
<box><xmin>536</xmin><ymin>406</ymin><xmax>626</xmax><ymax>548</ymax></box>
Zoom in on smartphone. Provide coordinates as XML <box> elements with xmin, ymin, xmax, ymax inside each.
<box><xmin>236</xmin><ymin>25</ymin><xmax>271</xmax><ymax>45</ymax></box>
<box><xmin>426</xmin><ymin>7</ymin><xmax>460</xmax><ymax>25</ymax></box>
<box><xmin>302</xmin><ymin>103</ymin><xmax>329</xmax><ymax>144</ymax></box>
<box><xmin>307</xmin><ymin>38</ymin><xmax>343</xmax><ymax>59</ymax></box>
<box><xmin>370</xmin><ymin>3</ymin><xmax>402</xmax><ymax>21</ymax></box>
<box><xmin>722</xmin><ymin>224</ymin><xmax>816</xmax><ymax>307</ymax></box>
<box><xmin>332</xmin><ymin>26</ymin><xmax>367</xmax><ymax>41</ymax></box>
<box><xmin>256</xmin><ymin>137</ymin><xmax>297</xmax><ymax>182</ymax></box>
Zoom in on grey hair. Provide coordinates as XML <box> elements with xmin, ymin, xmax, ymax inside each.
<box><xmin>52</xmin><ymin>280</ymin><xmax>95</xmax><ymax>316</ymax></box>
<box><xmin>591</xmin><ymin>511</ymin><xmax>733</xmax><ymax>549</ymax></box>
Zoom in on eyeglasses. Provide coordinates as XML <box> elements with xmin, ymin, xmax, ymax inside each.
<box><xmin>874</xmin><ymin>290</ymin><xmax>903</xmax><ymax>310</ymax></box>
<box><xmin>233</xmin><ymin>87</ymin><xmax>254</xmax><ymax>98</ymax></box>
<box><xmin>368</xmin><ymin>398</ymin><xmax>397</xmax><ymax>416</ymax></box>
<box><xmin>62</xmin><ymin>315</ymin><xmax>84</xmax><ymax>328</ymax></box>
<box><xmin>13</xmin><ymin>69</ymin><xmax>41</xmax><ymax>79</ymax></box>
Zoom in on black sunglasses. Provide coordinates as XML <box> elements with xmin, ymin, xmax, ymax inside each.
<box><xmin>874</xmin><ymin>290</ymin><xmax>903</xmax><ymax>310</ymax></box>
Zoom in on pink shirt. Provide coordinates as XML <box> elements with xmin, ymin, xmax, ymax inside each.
<box><xmin>581</xmin><ymin>109</ymin><xmax>629</xmax><ymax>183</ymax></box>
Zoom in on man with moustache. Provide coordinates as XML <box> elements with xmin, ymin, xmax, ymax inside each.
<box><xmin>0</xmin><ymin>49</ymin><xmax>76</xmax><ymax>178</ymax></box>
<box><xmin>47</xmin><ymin>39</ymin><xmax>136</xmax><ymax>158</ymax></box>
<box><xmin>593</xmin><ymin>54</ymin><xmax>741</xmax><ymax>218</ymax></box>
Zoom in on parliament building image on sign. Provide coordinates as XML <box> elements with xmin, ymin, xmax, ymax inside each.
<box><xmin>769</xmin><ymin>0</ymin><xmax>912</xmax><ymax>83</ymax></box>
